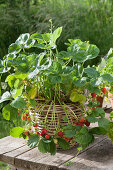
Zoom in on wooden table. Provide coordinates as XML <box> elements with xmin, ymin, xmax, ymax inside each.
<box><xmin>0</xmin><ymin>135</ymin><xmax>113</xmax><ymax>170</ymax></box>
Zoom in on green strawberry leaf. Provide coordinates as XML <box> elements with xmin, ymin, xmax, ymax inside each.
<box><xmin>10</xmin><ymin>127</ymin><xmax>24</xmax><ymax>138</ymax></box>
<box><xmin>87</xmin><ymin>116</ymin><xmax>99</xmax><ymax>123</ymax></box>
<box><xmin>57</xmin><ymin>138</ymin><xmax>70</xmax><ymax>150</ymax></box>
<box><xmin>0</xmin><ymin>91</ymin><xmax>12</xmax><ymax>103</ymax></box>
<box><xmin>89</xmin><ymin>127</ymin><xmax>107</xmax><ymax>135</ymax></box>
<box><xmin>98</xmin><ymin>118</ymin><xmax>110</xmax><ymax>130</ymax></box>
<box><xmin>2</xmin><ymin>110</ymin><xmax>10</xmax><ymax>121</ymax></box>
<box><xmin>64</xmin><ymin>125</ymin><xmax>76</xmax><ymax>138</ymax></box>
<box><xmin>10</xmin><ymin>97</ymin><xmax>26</xmax><ymax>109</ymax></box>
<box><xmin>29</xmin><ymin>99</ymin><xmax>37</xmax><ymax>107</ymax></box>
<box><xmin>2</xmin><ymin>104</ymin><xmax>18</xmax><ymax>121</ymax></box>
<box><xmin>50</xmin><ymin>141</ymin><xmax>56</xmax><ymax>155</ymax></box>
<box><xmin>90</xmin><ymin>107</ymin><xmax>105</xmax><ymax>118</ymax></box>
<box><xmin>75</xmin><ymin>126</ymin><xmax>94</xmax><ymax>147</ymax></box>
<box><xmin>38</xmin><ymin>139</ymin><xmax>50</xmax><ymax>153</ymax></box>
<box><xmin>27</xmin><ymin>135</ymin><xmax>40</xmax><ymax>148</ymax></box>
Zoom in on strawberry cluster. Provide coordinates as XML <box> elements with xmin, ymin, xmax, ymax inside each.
<box><xmin>21</xmin><ymin>113</ymin><xmax>31</xmax><ymax>121</ymax></box>
<box><xmin>40</xmin><ymin>129</ymin><xmax>51</xmax><ymax>140</ymax></box>
<box><xmin>74</xmin><ymin>118</ymin><xmax>90</xmax><ymax>127</ymax></box>
<box><xmin>91</xmin><ymin>88</ymin><xmax>107</xmax><ymax>99</ymax></box>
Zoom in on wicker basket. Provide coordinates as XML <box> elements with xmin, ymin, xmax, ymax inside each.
<box><xmin>30</xmin><ymin>103</ymin><xmax>81</xmax><ymax>150</ymax></box>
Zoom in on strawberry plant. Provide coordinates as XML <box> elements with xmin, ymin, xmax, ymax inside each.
<box><xmin>0</xmin><ymin>24</ymin><xmax>112</xmax><ymax>155</ymax></box>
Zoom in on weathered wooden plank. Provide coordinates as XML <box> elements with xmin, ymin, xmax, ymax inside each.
<box><xmin>1</xmin><ymin>145</ymin><xmax>32</xmax><ymax>165</ymax></box>
<box><xmin>15</xmin><ymin>148</ymin><xmax>49</xmax><ymax>169</ymax></box>
<box><xmin>59</xmin><ymin>138</ymin><xmax>113</xmax><ymax>170</ymax></box>
<box><xmin>0</xmin><ymin>136</ymin><xmax>26</xmax><ymax>155</ymax></box>
<box><xmin>14</xmin><ymin>135</ymin><xmax>106</xmax><ymax>170</ymax></box>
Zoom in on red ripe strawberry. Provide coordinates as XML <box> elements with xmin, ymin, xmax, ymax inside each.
<box><xmin>65</xmin><ymin>137</ymin><xmax>70</xmax><ymax>141</ymax></box>
<box><xmin>79</xmin><ymin>118</ymin><xmax>85</xmax><ymax>123</ymax></box>
<box><xmin>25</xmin><ymin>131</ymin><xmax>29</xmax><ymax>136</ymax></box>
<box><xmin>91</xmin><ymin>93</ymin><xmax>96</xmax><ymax>98</ymax></box>
<box><xmin>27</xmin><ymin>116</ymin><xmax>30</xmax><ymax>120</ymax></box>
<box><xmin>17</xmin><ymin>112</ymin><xmax>20</xmax><ymax>115</ymax></box>
<box><xmin>85</xmin><ymin>120</ymin><xmax>90</xmax><ymax>127</ymax></box>
<box><xmin>21</xmin><ymin>116</ymin><xmax>26</xmax><ymax>120</ymax></box>
<box><xmin>45</xmin><ymin>134</ymin><xmax>50</xmax><ymax>140</ymax></box>
<box><xmin>33</xmin><ymin>124</ymin><xmax>38</xmax><ymax>127</ymax></box>
<box><xmin>78</xmin><ymin>122</ymin><xmax>84</xmax><ymax>127</ymax></box>
<box><xmin>58</xmin><ymin>131</ymin><xmax>64</xmax><ymax>137</ymax></box>
<box><xmin>36</xmin><ymin>132</ymin><xmax>40</xmax><ymax>135</ymax></box>
<box><xmin>40</xmin><ymin>129</ymin><xmax>47</xmax><ymax>136</ymax></box>
<box><xmin>73</xmin><ymin>122</ymin><xmax>78</xmax><ymax>125</ymax></box>
<box><xmin>102</xmin><ymin>88</ymin><xmax>107</xmax><ymax>94</ymax></box>
<box><xmin>26</xmin><ymin>113</ymin><xmax>29</xmax><ymax>116</ymax></box>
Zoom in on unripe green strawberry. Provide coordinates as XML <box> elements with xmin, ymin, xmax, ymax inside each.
<box><xmin>53</xmin><ymin>139</ymin><xmax>58</xmax><ymax>144</ymax></box>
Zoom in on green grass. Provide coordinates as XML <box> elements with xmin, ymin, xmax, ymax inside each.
<box><xmin>0</xmin><ymin>119</ymin><xmax>15</xmax><ymax>169</ymax></box>
<box><xmin>1</xmin><ymin>0</ymin><xmax>113</xmax><ymax>63</ymax></box>
<box><xmin>0</xmin><ymin>162</ymin><xmax>11</xmax><ymax>170</ymax></box>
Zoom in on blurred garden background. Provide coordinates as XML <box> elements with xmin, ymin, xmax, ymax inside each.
<box><xmin>0</xmin><ymin>0</ymin><xmax>113</xmax><ymax>169</ymax></box>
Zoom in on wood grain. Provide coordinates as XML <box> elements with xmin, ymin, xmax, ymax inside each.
<box><xmin>59</xmin><ymin>138</ymin><xmax>113</xmax><ymax>170</ymax></box>
<box><xmin>0</xmin><ymin>133</ymin><xmax>111</xmax><ymax>169</ymax></box>
<box><xmin>0</xmin><ymin>136</ymin><xmax>26</xmax><ymax>154</ymax></box>
<box><xmin>14</xmin><ymin>136</ymin><xmax>106</xmax><ymax>170</ymax></box>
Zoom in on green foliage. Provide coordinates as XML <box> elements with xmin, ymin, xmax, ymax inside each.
<box><xmin>10</xmin><ymin>127</ymin><xmax>24</xmax><ymax>138</ymax></box>
<box><xmin>64</xmin><ymin>124</ymin><xmax>76</xmax><ymax>138</ymax></box>
<box><xmin>49</xmin><ymin>141</ymin><xmax>56</xmax><ymax>155</ymax></box>
<box><xmin>0</xmin><ymin>118</ymin><xmax>14</xmax><ymax>138</ymax></box>
<box><xmin>0</xmin><ymin>24</ymin><xmax>112</xmax><ymax>156</ymax></box>
<box><xmin>84</xmin><ymin>67</ymin><xmax>99</xmax><ymax>78</ymax></box>
<box><xmin>87</xmin><ymin>117</ymin><xmax>98</xmax><ymax>123</ymax></box>
<box><xmin>102</xmin><ymin>74</ymin><xmax>113</xmax><ymax>83</ymax></box>
<box><xmin>57</xmin><ymin>138</ymin><xmax>70</xmax><ymax>150</ymax></box>
<box><xmin>38</xmin><ymin>139</ymin><xmax>50</xmax><ymax>153</ymax></box>
<box><xmin>29</xmin><ymin>99</ymin><xmax>36</xmax><ymax>107</ymax></box>
<box><xmin>1</xmin><ymin>0</ymin><xmax>113</xmax><ymax>62</ymax></box>
<box><xmin>110</xmin><ymin>111</ymin><xmax>113</xmax><ymax>121</ymax></box>
<box><xmin>107</xmin><ymin>122</ymin><xmax>113</xmax><ymax>142</ymax></box>
<box><xmin>70</xmin><ymin>92</ymin><xmax>86</xmax><ymax>104</ymax></box>
<box><xmin>90</xmin><ymin>107</ymin><xmax>105</xmax><ymax>118</ymax></box>
<box><xmin>0</xmin><ymin>161</ymin><xmax>11</xmax><ymax>170</ymax></box>
<box><xmin>98</xmin><ymin>118</ymin><xmax>110</xmax><ymax>130</ymax></box>
<box><xmin>2</xmin><ymin>103</ymin><xmax>18</xmax><ymax>121</ymax></box>
<box><xmin>27</xmin><ymin>135</ymin><xmax>40</xmax><ymax>148</ymax></box>
<box><xmin>10</xmin><ymin>97</ymin><xmax>26</xmax><ymax>109</ymax></box>
<box><xmin>0</xmin><ymin>91</ymin><xmax>12</xmax><ymax>103</ymax></box>
<box><xmin>89</xmin><ymin>127</ymin><xmax>107</xmax><ymax>135</ymax></box>
<box><xmin>75</xmin><ymin>126</ymin><xmax>94</xmax><ymax>148</ymax></box>
<box><xmin>36</xmin><ymin>136</ymin><xmax>56</xmax><ymax>155</ymax></box>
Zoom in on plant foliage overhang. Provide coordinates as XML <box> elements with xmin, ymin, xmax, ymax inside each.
<box><xmin>0</xmin><ymin>27</ymin><xmax>113</xmax><ymax>155</ymax></box>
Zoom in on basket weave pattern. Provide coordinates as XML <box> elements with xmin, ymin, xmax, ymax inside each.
<box><xmin>31</xmin><ymin>103</ymin><xmax>81</xmax><ymax>149</ymax></box>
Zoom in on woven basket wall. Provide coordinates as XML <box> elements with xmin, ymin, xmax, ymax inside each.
<box><xmin>30</xmin><ymin>103</ymin><xmax>81</xmax><ymax>150</ymax></box>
